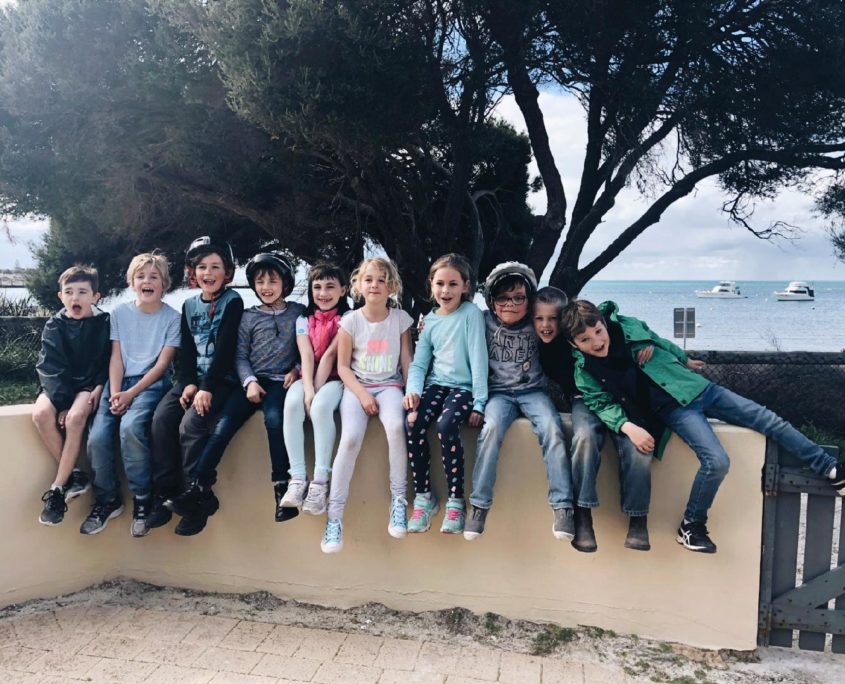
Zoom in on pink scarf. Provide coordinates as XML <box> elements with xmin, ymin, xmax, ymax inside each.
<box><xmin>309</xmin><ymin>309</ymin><xmax>341</xmax><ymax>368</ymax></box>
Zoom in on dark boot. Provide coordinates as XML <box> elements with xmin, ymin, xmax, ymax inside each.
<box><xmin>146</xmin><ymin>494</ymin><xmax>173</xmax><ymax>529</ymax></box>
<box><xmin>571</xmin><ymin>506</ymin><xmax>597</xmax><ymax>553</ymax></box>
<box><xmin>624</xmin><ymin>515</ymin><xmax>650</xmax><ymax>551</ymax></box>
<box><xmin>164</xmin><ymin>482</ymin><xmax>204</xmax><ymax>518</ymax></box>
<box><xmin>274</xmin><ymin>482</ymin><xmax>300</xmax><ymax>523</ymax></box>
<box><xmin>175</xmin><ymin>514</ymin><xmax>209</xmax><ymax>536</ymax></box>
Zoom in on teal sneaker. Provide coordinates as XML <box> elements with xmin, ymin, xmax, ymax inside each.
<box><xmin>387</xmin><ymin>495</ymin><xmax>408</xmax><ymax>539</ymax></box>
<box><xmin>321</xmin><ymin>518</ymin><xmax>343</xmax><ymax>554</ymax></box>
<box><xmin>439</xmin><ymin>497</ymin><xmax>465</xmax><ymax>534</ymax></box>
<box><xmin>407</xmin><ymin>493</ymin><xmax>439</xmax><ymax>533</ymax></box>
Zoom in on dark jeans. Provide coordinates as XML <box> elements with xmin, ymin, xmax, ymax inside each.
<box><xmin>405</xmin><ymin>385</ymin><xmax>473</xmax><ymax>499</ymax></box>
<box><xmin>150</xmin><ymin>381</ymin><xmax>236</xmax><ymax>496</ymax></box>
<box><xmin>193</xmin><ymin>379</ymin><xmax>290</xmax><ymax>487</ymax></box>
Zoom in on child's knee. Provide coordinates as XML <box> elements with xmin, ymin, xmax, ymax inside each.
<box><xmin>32</xmin><ymin>404</ymin><xmax>55</xmax><ymax>428</ymax></box>
<box><xmin>63</xmin><ymin>408</ymin><xmax>89</xmax><ymax>432</ymax></box>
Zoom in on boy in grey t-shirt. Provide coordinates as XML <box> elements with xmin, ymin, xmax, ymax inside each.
<box><xmin>83</xmin><ymin>253</ymin><xmax>181</xmax><ymax>537</ymax></box>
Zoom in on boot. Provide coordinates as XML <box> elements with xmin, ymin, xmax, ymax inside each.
<box><xmin>571</xmin><ymin>506</ymin><xmax>597</xmax><ymax>553</ymax></box>
<box><xmin>624</xmin><ymin>515</ymin><xmax>650</xmax><ymax>551</ymax></box>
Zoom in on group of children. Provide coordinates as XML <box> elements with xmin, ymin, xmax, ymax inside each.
<box><xmin>33</xmin><ymin>240</ymin><xmax>845</xmax><ymax>556</ymax></box>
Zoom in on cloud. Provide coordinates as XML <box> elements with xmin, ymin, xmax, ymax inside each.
<box><xmin>1</xmin><ymin>216</ymin><xmax>48</xmax><ymax>269</ymax></box>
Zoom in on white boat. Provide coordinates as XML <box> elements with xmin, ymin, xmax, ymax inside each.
<box><xmin>774</xmin><ymin>281</ymin><xmax>814</xmax><ymax>301</ymax></box>
<box><xmin>695</xmin><ymin>281</ymin><xmax>746</xmax><ymax>298</ymax></box>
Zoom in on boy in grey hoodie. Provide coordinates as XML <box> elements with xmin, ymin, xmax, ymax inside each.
<box><xmin>464</xmin><ymin>262</ymin><xmax>575</xmax><ymax>541</ymax></box>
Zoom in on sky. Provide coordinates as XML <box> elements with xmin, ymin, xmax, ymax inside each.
<box><xmin>0</xmin><ymin>19</ymin><xmax>841</xmax><ymax>280</ymax></box>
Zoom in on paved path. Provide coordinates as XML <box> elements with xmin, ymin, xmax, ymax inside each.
<box><xmin>0</xmin><ymin>604</ymin><xmax>637</xmax><ymax>683</ymax></box>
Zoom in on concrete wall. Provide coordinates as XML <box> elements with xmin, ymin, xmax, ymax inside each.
<box><xmin>0</xmin><ymin>404</ymin><xmax>764</xmax><ymax>650</ymax></box>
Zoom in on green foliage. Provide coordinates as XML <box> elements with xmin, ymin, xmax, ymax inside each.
<box><xmin>0</xmin><ymin>292</ymin><xmax>43</xmax><ymax>316</ymax></box>
<box><xmin>530</xmin><ymin>624</ymin><xmax>576</xmax><ymax>656</ymax></box>
<box><xmin>0</xmin><ymin>378</ymin><xmax>37</xmax><ymax>406</ymax></box>
<box><xmin>799</xmin><ymin>423</ymin><xmax>845</xmax><ymax>455</ymax></box>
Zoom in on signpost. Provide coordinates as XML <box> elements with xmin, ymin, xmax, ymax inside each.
<box><xmin>673</xmin><ymin>307</ymin><xmax>695</xmax><ymax>349</ymax></box>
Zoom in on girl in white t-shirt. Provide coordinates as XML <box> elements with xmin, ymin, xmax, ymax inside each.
<box><xmin>321</xmin><ymin>257</ymin><xmax>413</xmax><ymax>553</ymax></box>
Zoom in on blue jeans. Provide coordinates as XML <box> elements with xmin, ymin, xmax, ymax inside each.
<box><xmin>88</xmin><ymin>376</ymin><xmax>170</xmax><ymax>502</ymax></box>
<box><xmin>470</xmin><ymin>390</ymin><xmax>573</xmax><ymax>510</ymax></box>
<box><xmin>664</xmin><ymin>383</ymin><xmax>837</xmax><ymax>524</ymax></box>
<box><xmin>570</xmin><ymin>398</ymin><xmax>653</xmax><ymax>516</ymax></box>
<box><xmin>193</xmin><ymin>379</ymin><xmax>289</xmax><ymax>487</ymax></box>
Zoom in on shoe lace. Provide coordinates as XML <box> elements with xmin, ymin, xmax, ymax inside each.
<box><xmin>89</xmin><ymin>502</ymin><xmax>113</xmax><ymax>520</ymax></box>
<box><xmin>42</xmin><ymin>489</ymin><xmax>67</xmax><ymax>513</ymax></box>
<box><xmin>445</xmin><ymin>507</ymin><xmax>462</xmax><ymax>521</ymax></box>
<box><xmin>410</xmin><ymin>507</ymin><xmax>426</xmax><ymax>522</ymax></box>
<box><xmin>324</xmin><ymin>520</ymin><xmax>341</xmax><ymax>543</ymax></box>
<box><xmin>390</xmin><ymin>497</ymin><xmax>407</xmax><ymax>526</ymax></box>
<box><xmin>133</xmin><ymin>499</ymin><xmax>150</xmax><ymax>517</ymax></box>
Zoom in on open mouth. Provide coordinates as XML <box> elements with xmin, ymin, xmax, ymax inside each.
<box><xmin>71</xmin><ymin>304</ymin><xmax>82</xmax><ymax>315</ymax></box>
<box><xmin>141</xmin><ymin>287</ymin><xmax>155</xmax><ymax>295</ymax></box>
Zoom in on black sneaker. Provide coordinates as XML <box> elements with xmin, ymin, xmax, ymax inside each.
<box><xmin>572</xmin><ymin>506</ymin><xmax>597</xmax><ymax>553</ymax></box>
<box><xmin>829</xmin><ymin>465</ymin><xmax>845</xmax><ymax>497</ymax></box>
<box><xmin>146</xmin><ymin>495</ymin><xmax>173</xmax><ymax>529</ymax></box>
<box><xmin>131</xmin><ymin>496</ymin><xmax>151</xmax><ymax>538</ymax></box>
<box><xmin>80</xmin><ymin>498</ymin><xmax>124</xmax><ymax>535</ymax></box>
<box><xmin>624</xmin><ymin>515</ymin><xmax>651</xmax><ymax>551</ymax></box>
<box><xmin>175</xmin><ymin>514</ymin><xmax>209</xmax><ymax>536</ymax></box>
<box><xmin>676</xmin><ymin>520</ymin><xmax>717</xmax><ymax>553</ymax></box>
<box><xmin>463</xmin><ymin>505</ymin><xmax>488</xmax><ymax>541</ymax></box>
<box><xmin>274</xmin><ymin>482</ymin><xmax>300</xmax><ymax>523</ymax></box>
<box><xmin>39</xmin><ymin>488</ymin><xmax>67</xmax><ymax>526</ymax></box>
<box><xmin>165</xmin><ymin>482</ymin><xmax>205</xmax><ymax>518</ymax></box>
<box><xmin>64</xmin><ymin>470</ymin><xmax>91</xmax><ymax>501</ymax></box>
<box><xmin>552</xmin><ymin>507</ymin><xmax>575</xmax><ymax>541</ymax></box>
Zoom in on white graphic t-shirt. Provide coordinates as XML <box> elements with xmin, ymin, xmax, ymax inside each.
<box><xmin>341</xmin><ymin>307</ymin><xmax>414</xmax><ymax>387</ymax></box>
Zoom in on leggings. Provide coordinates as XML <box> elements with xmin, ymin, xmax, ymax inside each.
<box><xmin>327</xmin><ymin>385</ymin><xmax>407</xmax><ymax>520</ymax></box>
<box><xmin>283</xmin><ymin>379</ymin><xmax>344</xmax><ymax>480</ymax></box>
<box><xmin>406</xmin><ymin>385</ymin><xmax>472</xmax><ymax>499</ymax></box>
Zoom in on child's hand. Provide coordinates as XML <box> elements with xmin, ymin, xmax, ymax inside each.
<box><xmin>621</xmin><ymin>422</ymin><xmax>655</xmax><ymax>454</ymax></box>
<box><xmin>687</xmin><ymin>359</ymin><xmax>706</xmax><ymax>371</ymax></box>
<box><xmin>636</xmin><ymin>345</ymin><xmax>654</xmax><ymax>366</ymax></box>
<box><xmin>89</xmin><ymin>385</ymin><xmax>104</xmax><ymax>410</ymax></box>
<box><xmin>359</xmin><ymin>393</ymin><xmax>379</xmax><ymax>416</ymax></box>
<box><xmin>246</xmin><ymin>381</ymin><xmax>266</xmax><ymax>404</ymax></box>
<box><xmin>416</xmin><ymin>314</ymin><xmax>426</xmax><ymax>335</ymax></box>
<box><xmin>193</xmin><ymin>389</ymin><xmax>213</xmax><ymax>416</ymax></box>
<box><xmin>57</xmin><ymin>409</ymin><xmax>68</xmax><ymax>430</ymax></box>
<box><xmin>406</xmin><ymin>410</ymin><xmax>418</xmax><ymax>426</ymax></box>
<box><xmin>179</xmin><ymin>384</ymin><xmax>198</xmax><ymax>409</ymax></box>
<box><xmin>284</xmin><ymin>368</ymin><xmax>299</xmax><ymax>389</ymax></box>
<box><xmin>403</xmin><ymin>393</ymin><xmax>420</xmax><ymax>411</ymax></box>
<box><xmin>303</xmin><ymin>387</ymin><xmax>315</xmax><ymax>415</ymax></box>
<box><xmin>468</xmin><ymin>411</ymin><xmax>484</xmax><ymax>428</ymax></box>
<box><xmin>109</xmin><ymin>390</ymin><xmax>132</xmax><ymax>416</ymax></box>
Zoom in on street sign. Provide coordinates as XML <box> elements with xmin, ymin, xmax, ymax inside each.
<box><xmin>673</xmin><ymin>307</ymin><xmax>695</xmax><ymax>349</ymax></box>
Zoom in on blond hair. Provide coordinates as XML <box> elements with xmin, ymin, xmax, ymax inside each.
<box><xmin>350</xmin><ymin>257</ymin><xmax>402</xmax><ymax>307</ymax></box>
<box><xmin>58</xmin><ymin>264</ymin><xmax>98</xmax><ymax>292</ymax></box>
<box><xmin>428</xmin><ymin>253</ymin><xmax>474</xmax><ymax>304</ymax></box>
<box><xmin>126</xmin><ymin>252</ymin><xmax>171</xmax><ymax>291</ymax></box>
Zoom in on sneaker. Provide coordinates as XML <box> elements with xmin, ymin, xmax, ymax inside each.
<box><xmin>273</xmin><ymin>482</ymin><xmax>300</xmax><ymax>522</ymax></box>
<box><xmin>280</xmin><ymin>479</ymin><xmax>308</xmax><ymax>508</ymax></box>
<box><xmin>463</xmin><ymin>505</ymin><xmax>488</xmax><ymax>541</ymax></box>
<box><xmin>64</xmin><ymin>470</ymin><xmax>91</xmax><ymax>501</ymax></box>
<box><xmin>131</xmin><ymin>496</ymin><xmax>151</xmax><ymax>538</ymax></box>
<box><xmin>321</xmin><ymin>518</ymin><xmax>343</xmax><ymax>553</ymax></box>
<box><xmin>624</xmin><ymin>515</ymin><xmax>650</xmax><ymax>551</ymax></box>
<box><xmin>387</xmin><ymin>495</ymin><xmax>408</xmax><ymax>538</ymax></box>
<box><xmin>302</xmin><ymin>482</ymin><xmax>329</xmax><ymax>515</ymax></box>
<box><xmin>440</xmin><ymin>497</ymin><xmax>466</xmax><ymax>534</ymax></box>
<box><xmin>175</xmin><ymin>514</ymin><xmax>209</xmax><ymax>536</ymax></box>
<box><xmin>676</xmin><ymin>520</ymin><xmax>717</xmax><ymax>553</ymax></box>
<box><xmin>79</xmin><ymin>498</ymin><xmax>124</xmax><ymax>535</ymax></box>
<box><xmin>407</xmin><ymin>493</ymin><xmax>439</xmax><ymax>533</ymax></box>
<box><xmin>552</xmin><ymin>507</ymin><xmax>575</xmax><ymax>541</ymax></box>
<box><xmin>572</xmin><ymin>507</ymin><xmax>597</xmax><ymax>553</ymax></box>
<box><xmin>164</xmin><ymin>482</ymin><xmax>205</xmax><ymax>518</ymax></box>
<box><xmin>828</xmin><ymin>465</ymin><xmax>845</xmax><ymax>496</ymax></box>
<box><xmin>146</xmin><ymin>495</ymin><xmax>173</xmax><ymax>529</ymax></box>
<box><xmin>39</xmin><ymin>487</ymin><xmax>67</xmax><ymax>526</ymax></box>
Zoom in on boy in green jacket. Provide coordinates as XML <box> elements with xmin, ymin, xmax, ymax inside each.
<box><xmin>563</xmin><ymin>299</ymin><xmax>844</xmax><ymax>554</ymax></box>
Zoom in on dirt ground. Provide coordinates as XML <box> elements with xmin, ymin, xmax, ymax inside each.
<box><xmin>2</xmin><ymin>579</ymin><xmax>844</xmax><ymax>683</ymax></box>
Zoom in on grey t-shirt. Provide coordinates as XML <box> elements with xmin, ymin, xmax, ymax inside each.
<box><xmin>484</xmin><ymin>310</ymin><xmax>545</xmax><ymax>393</ymax></box>
<box><xmin>235</xmin><ymin>303</ymin><xmax>305</xmax><ymax>385</ymax></box>
<box><xmin>341</xmin><ymin>307</ymin><xmax>413</xmax><ymax>387</ymax></box>
<box><xmin>110</xmin><ymin>301</ymin><xmax>181</xmax><ymax>377</ymax></box>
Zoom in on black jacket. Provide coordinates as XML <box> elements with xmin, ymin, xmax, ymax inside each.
<box><xmin>36</xmin><ymin>308</ymin><xmax>111</xmax><ymax>412</ymax></box>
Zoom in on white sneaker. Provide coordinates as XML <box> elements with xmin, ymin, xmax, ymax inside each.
<box><xmin>388</xmin><ymin>495</ymin><xmax>408</xmax><ymax>539</ymax></box>
<box><xmin>280</xmin><ymin>479</ymin><xmax>308</xmax><ymax>508</ymax></box>
<box><xmin>302</xmin><ymin>482</ymin><xmax>329</xmax><ymax>515</ymax></box>
<box><xmin>321</xmin><ymin>519</ymin><xmax>343</xmax><ymax>554</ymax></box>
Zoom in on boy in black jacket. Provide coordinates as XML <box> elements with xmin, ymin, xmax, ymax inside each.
<box><xmin>33</xmin><ymin>265</ymin><xmax>110</xmax><ymax>526</ymax></box>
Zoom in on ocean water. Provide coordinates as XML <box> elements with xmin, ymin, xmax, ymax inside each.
<box><xmin>4</xmin><ymin>280</ymin><xmax>845</xmax><ymax>352</ymax></box>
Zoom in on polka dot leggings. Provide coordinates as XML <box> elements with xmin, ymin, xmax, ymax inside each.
<box><xmin>406</xmin><ymin>384</ymin><xmax>473</xmax><ymax>499</ymax></box>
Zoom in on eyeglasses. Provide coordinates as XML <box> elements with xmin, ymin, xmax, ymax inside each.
<box><xmin>493</xmin><ymin>294</ymin><xmax>527</xmax><ymax>306</ymax></box>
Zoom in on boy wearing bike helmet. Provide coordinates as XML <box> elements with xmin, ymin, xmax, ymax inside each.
<box><xmin>148</xmin><ymin>236</ymin><xmax>243</xmax><ymax>535</ymax></box>
<box><xmin>165</xmin><ymin>251</ymin><xmax>305</xmax><ymax>534</ymax></box>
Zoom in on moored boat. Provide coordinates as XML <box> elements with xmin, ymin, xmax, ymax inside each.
<box><xmin>774</xmin><ymin>281</ymin><xmax>814</xmax><ymax>301</ymax></box>
<box><xmin>695</xmin><ymin>281</ymin><xmax>746</xmax><ymax>298</ymax></box>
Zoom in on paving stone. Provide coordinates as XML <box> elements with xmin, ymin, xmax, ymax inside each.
<box><xmin>541</xmin><ymin>659</ymin><xmax>584</xmax><ymax>684</ymax></box>
<box><xmin>0</xmin><ymin>621</ymin><xmax>19</xmax><ymax>648</ymax></box>
<box><xmin>25</xmin><ymin>651</ymin><xmax>101</xmax><ymax>679</ymax></box>
<box><xmin>414</xmin><ymin>641</ymin><xmax>462</xmax><ymax>674</ymax></box>
<box><xmin>444</xmin><ymin>677</ymin><xmax>498</xmax><ymax>684</ymax></box>
<box><xmin>0</xmin><ymin>667</ymin><xmax>37</xmax><ymax>683</ymax></box>
<box><xmin>79</xmin><ymin>633</ymin><xmax>146</xmax><ymax>660</ymax></box>
<box><xmin>257</xmin><ymin>625</ymin><xmax>309</xmax><ymax>656</ymax></box>
<box><xmin>198</xmin><ymin>645</ymin><xmax>264</xmax><ymax>674</ymax></box>
<box><xmin>0</xmin><ymin>644</ymin><xmax>45</xmax><ymax>671</ymax></box>
<box><xmin>10</xmin><ymin>612</ymin><xmax>60</xmax><ymax>641</ymax></box>
<box><xmin>453</xmin><ymin>646</ymin><xmax>501</xmax><ymax>681</ymax></box>
<box><xmin>52</xmin><ymin>604</ymin><xmax>93</xmax><ymax>632</ymax></box>
<box><xmin>74</xmin><ymin>606</ymin><xmax>138</xmax><ymax>633</ymax></box>
<box><xmin>582</xmin><ymin>662</ymin><xmax>627</xmax><ymax>683</ymax></box>
<box><xmin>134</xmin><ymin>640</ymin><xmax>207</xmax><ymax>667</ymax></box>
<box><xmin>208</xmin><ymin>672</ymin><xmax>279</xmax><ymax>684</ymax></box>
<box><xmin>182</xmin><ymin>615</ymin><xmax>240</xmax><ymax>646</ymax></box>
<box><xmin>292</xmin><ymin>627</ymin><xmax>347</xmax><ymax>661</ymax></box>
<box><xmin>85</xmin><ymin>656</ymin><xmax>158</xmax><ymax>683</ymax></box>
<box><xmin>17</xmin><ymin>630</ymin><xmax>93</xmax><ymax>656</ymax></box>
<box><xmin>379</xmin><ymin>670</ymin><xmax>445</xmax><ymax>684</ymax></box>
<box><xmin>313</xmin><ymin>660</ymin><xmax>382</xmax><ymax>684</ymax></box>
<box><xmin>499</xmin><ymin>652</ymin><xmax>542</xmax><ymax>684</ymax></box>
<box><xmin>220</xmin><ymin>619</ymin><xmax>275</xmax><ymax>651</ymax></box>
<box><xmin>146</xmin><ymin>664</ymin><xmax>215</xmax><ymax>684</ymax></box>
<box><xmin>143</xmin><ymin>613</ymin><xmax>200</xmax><ymax>642</ymax></box>
<box><xmin>252</xmin><ymin>653</ymin><xmax>321</xmax><ymax>680</ymax></box>
<box><xmin>374</xmin><ymin>638</ymin><xmax>422</xmax><ymax>671</ymax></box>
<box><xmin>335</xmin><ymin>633</ymin><xmax>385</xmax><ymax>666</ymax></box>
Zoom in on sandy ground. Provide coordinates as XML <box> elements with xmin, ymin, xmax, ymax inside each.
<box><xmin>1</xmin><ymin>579</ymin><xmax>844</xmax><ymax>683</ymax></box>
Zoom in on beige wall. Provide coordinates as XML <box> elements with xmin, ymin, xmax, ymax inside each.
<box><xmin>0</xmin><ymin>404</ymin><xmax>763</xmax><ymax>650</ymax></box>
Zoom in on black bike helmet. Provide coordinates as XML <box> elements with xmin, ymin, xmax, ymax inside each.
<box><xmin>246</xmin><ymin>252</ymin><xmax>295</xmax><ymax>296</ymax></box>
<box><xmin>184</xmin><ymin>236</ymin><xmax>235</xmax><ymax>287</ymax></box>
